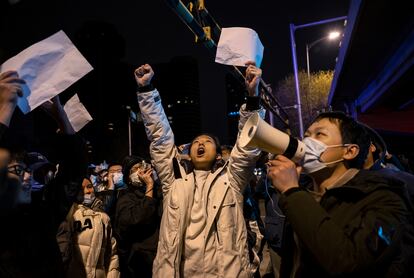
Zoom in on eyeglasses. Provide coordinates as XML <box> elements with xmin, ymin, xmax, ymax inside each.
<box><xmin>8</xmin><ymin>164</ymin><xmax>31</xmax><ymax>177</ymax></box>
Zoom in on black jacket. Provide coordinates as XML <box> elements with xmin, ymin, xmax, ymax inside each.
<box><xmin>278</xmin><ymin>169</ymin><xmax>414</xmax><ymax>277</ymax></box>
<box><xmin>114</xmin><ymin>186</ymin><xmax>162</xmax><ymax>278</ymax></box>
<box><xmin>0</xmin><ymin>134</ymin><xmax>87</xmax><ymax>278</ymax></box>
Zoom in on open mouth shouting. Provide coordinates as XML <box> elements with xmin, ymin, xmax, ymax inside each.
<box><xmin>197</xmin><ymin>146</ymin><xmax>205</xmax><ymax>157</ymax></box>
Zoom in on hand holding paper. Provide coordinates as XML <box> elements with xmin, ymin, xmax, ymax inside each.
<box><xmin>215</xmin><ymin>27</ymin><xmax>264</xmax><ymax>67</ymax></box>
<box><xmin>245</xmin><ymin>61</ymin><xmax>262</xmax><ymax>96</ymax></box>
<box><xmin>0</xmin><ymin>71</ymin><xmax>26</xmax><ymax>126</ymax></box>
<box><xmin>41</xmin><ymin>96</ymin><xmax>75</xmax><ymax>135</ymax></box>
<box><xmin>0</xmin><ymin>30</ymin><xmax>93</xmax><ymax>114</ymax></box>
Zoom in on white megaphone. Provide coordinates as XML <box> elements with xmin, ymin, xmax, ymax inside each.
<box><xmin>240</xmin><ymin>113</ymin><xmax>306</xmax><ymax>163</ymax></box>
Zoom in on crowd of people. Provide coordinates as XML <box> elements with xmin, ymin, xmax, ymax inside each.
<box><xmin>0</xmin><ymin>61</ymin><xmax>413</xmax><ymax>278</ymax></box>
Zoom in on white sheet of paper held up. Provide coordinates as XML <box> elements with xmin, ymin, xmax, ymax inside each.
<box><xmin>63</xmin><ymin>94</ymin><xmax>93</xmax><ymax>132</ymax></box>
<box><xmin>215</xmin><ymin>27</ymin><xmax>264</xmax><ymax>67</ymax></box>
<box><xmin>0</xmin><ymin>30</ymin><xmax>93</xmax><ymax>114</ymax></box>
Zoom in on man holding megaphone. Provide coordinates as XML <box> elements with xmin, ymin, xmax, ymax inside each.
<box><xmin>243</xmin><ymin>111</ymin><xmax>414</xmax><ymax>276</ymax></box>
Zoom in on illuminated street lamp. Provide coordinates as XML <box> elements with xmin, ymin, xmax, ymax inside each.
<box><xmin>289</xmin><ymin>17</ymin><xmax>346</xmax><ymax>138</ymax></box>
<box><xmin>306</xmin><ymin>31</ymin><xmax>341</xmax><ymax>79</ymax></box>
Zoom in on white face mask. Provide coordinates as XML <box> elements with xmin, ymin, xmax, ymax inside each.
<box><xmin>112</xmin><ymin>172</ymin><xmax>124</xmax><ymax>187</ymax></box>
<box><xmin>129</xmin><ymin>171</ymin><xmax>143</xmax><ymax>186</ymax></box>
<box><xmin>302</xmin><ymin>137</ymin><xmax>349</xmax><ymax>174</ymax></box>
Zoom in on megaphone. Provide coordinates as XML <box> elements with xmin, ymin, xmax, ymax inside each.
<box><xmin>240</xmin><ymin>113</ymin><xmax>306</xmax><ymax>163</ymax></box>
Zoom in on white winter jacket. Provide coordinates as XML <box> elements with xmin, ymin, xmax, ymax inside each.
<box><xmin>57</xmin><ymin>203</ymin><xmax>120</xmax><ymax>278</ymax></box>
<box><xmin>137</xmin><ymin>89</ymin><xmax>264</xmax><ymax>278</ymax></box>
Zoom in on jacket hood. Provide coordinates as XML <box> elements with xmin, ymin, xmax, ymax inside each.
<box><xmin>328</xmin><ymin>169</ymin><xmax>413</xmax><ymax>211</ymax></box>
<box><xmin>346</xmin><ymin>170</ymin><xmax>405</xmax><ymax>191</ymax></box>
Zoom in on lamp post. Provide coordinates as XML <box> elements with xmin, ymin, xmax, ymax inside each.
<box><xmin>290</xmin><ymin>17</ymin><xmax>346</xmax><ymax>139</ymax></box>
<box><xmin>306</xmin><ymin>31</ymin><xmax>340</xmax><ymax>79</ymax></box>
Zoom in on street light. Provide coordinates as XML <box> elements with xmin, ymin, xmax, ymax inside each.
<box><xmin>306</xmin><ymin>31</ymin><xmax>341</xmax><ymax>79</ymax></box>
<box><xmin>289</xmin><ymin>17</ymin><xmax>346</xmax><ymax>139</ymax></box>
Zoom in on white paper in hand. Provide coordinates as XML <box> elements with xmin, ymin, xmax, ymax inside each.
<box><xmin>63</xmin><ymin>94</ymin><xmax>93</xmax><ymax>132</ymax></box>
<box><xmin>0</xmin><ymin>30</ymin><xmax>93</xmax><ymax>114</ymax></box>
<box><xmin>215</xmin><ymin>27</ymin><xmax>264</xmax><ymax>67</ymax></box>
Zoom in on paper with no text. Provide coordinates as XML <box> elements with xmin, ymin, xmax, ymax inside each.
<box><xmin>0</xmin><ymin>30</ymin><xmax>93</xmax><ymax>114</ymax></box>
<box><xmin>215</xmin><ymin>27</ymin><xmax>264</xmax><ymax>67</ymax></box>
<box><xmin>63</xmin><ymin>94</ymin><xmax>93</xmax><ymax>132</ymax></box>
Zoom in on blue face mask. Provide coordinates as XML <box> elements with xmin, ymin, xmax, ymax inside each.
<box><xmin>17</xmin><ymin>180</ymin><xmax>32</xmax><ymax>205</ymax></box>
<box><xmin>302</xmin><ymin>137</ymin><xmax>350</xmax><ymax>174</ymax></box>
<box><xmin>89</xmin><ymin>175</ymin><xmax>97</xmax><ymax>186</ymax></box>
<box><xmin>31</xmin><ymin>180</ymin><xmax>44</xmax><ymax>192</ymax></box>
<box><xmin>112</xmin><ymin>172</ymin><xmax>124</xmax><ymax>188</ymax></box>
<box><xmin>82</xmin><ymin>194</ymin><xmax>95</xmax><ymax>206</ymax></box>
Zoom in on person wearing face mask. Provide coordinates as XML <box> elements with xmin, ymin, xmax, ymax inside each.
<box><xmin>266</xmin><ymin>111</ymin><xmax>414</xmax><ymax>277</ymax></box>
<box><xmin>110</xmin><ymin>164</ymin><xmax>126</xmax><ymax>190</ymax></box>
<box><xmin>57</xmin><ymin>177</ymin><xmax>120</xmax><ymax>278</ymax></box>
<box><xmin>114</xmin><ymin>155</ymin><xmax>162</xmax><ymax>278</ymax></box>
<box><xmin>0</xmin><ymin>92</ymin><xmax>89</xmax><ymax>277</ymax></box>
<box><xmin>0</xmin><ymin>147</ymin><xmax>83</xmax><ymax>277</ymax></box>
<box><xmin>79</xmin><ymin>177</ymin><xmax>103</xmax><ymax>209</ymax></box>
<box><xmin>96</xmin><ymin>162</ymin><xmax>128</xmax><ymax>218</ymax></box>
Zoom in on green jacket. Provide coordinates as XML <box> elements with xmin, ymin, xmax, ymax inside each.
<box><xmin>278</xmin><ymin>169</ymin><xmax>414</xmax><ymax>277</ymax></box>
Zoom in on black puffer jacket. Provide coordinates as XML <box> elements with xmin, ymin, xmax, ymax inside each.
<box><xmin>278</xmin><ymin>169</ymin><xmax>414</xmax><ymax>277</ymax></box>
<box><xmin>114</xmin><ymin>186</ymin><xmax>162</xmax><ymax>278</ymax></box>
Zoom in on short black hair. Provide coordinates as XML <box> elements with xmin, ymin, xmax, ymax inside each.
<box><xmin>360</xmin><ymin>123</ymin><xmax>387</xmax><ymax>162</ymax></box>
<box><xmin>107</xmin><ymin>161</ymin><xmax>123</xmax><ymax>170</ymax></box>
<box><xmin>311</xmin><ymin>111</ymin><xmax>370</xmax><ymax>169</ymax></box>
<box><xmin>221</xmin><ymin>145</ymin><xmax>233</xmax><ymax>152</ymax></box>
<box><xmin>9</xmin><ymin>150</ymin><xmax>26</xmax><ymax>165</ymax></box>
<box><xmin>122</xmin><ymin>155</ymin><xmax>145</xmax><ymax>183</ymax></box>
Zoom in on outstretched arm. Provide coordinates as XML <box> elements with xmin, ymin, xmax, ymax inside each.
<box><xmin>135</xmin><ymin>64</ymin><xmax>178</xmax><ymax>196</ymax></box>
<box><xmin>228</xmin><ymin>62</ymin><xmax>265</xmax><ymax>192</ymax></box>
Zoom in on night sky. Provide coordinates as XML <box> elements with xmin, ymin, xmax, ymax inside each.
<box><xmin>1</xmin><ymin>0</ymin><xmax>350</xmax><ymax>141</ymax></box>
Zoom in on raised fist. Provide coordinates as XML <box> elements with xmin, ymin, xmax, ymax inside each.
<box><xmin>134</xmin><ymin>64</ymin><xmax>154</xmax><ymax>87</ymax></box>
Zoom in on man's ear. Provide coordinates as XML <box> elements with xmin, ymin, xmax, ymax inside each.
<box><xmin>216</xmin><ymin>154</ymin><xmax>222</xmax><ymax>161</ymax></box>
<box><xmin>343</xmin><ymin>144</ymin><xmax>360</xmax><ymax>161</ymax></box>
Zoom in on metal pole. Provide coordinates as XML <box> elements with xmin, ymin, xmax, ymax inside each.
<box><xmin>306</xmin><ymin>37</ymin><xmax>327</xmax><ymax>81</ymax></box>
<box><xmin>289</xmin><ymin>16</ymin><xmax>347</xmax><ymax>138</ymax></box>
<box><xmin>290</xmin><ymin>23</ymin><xmax>304</xmax><ymax>139</ymax></box>
<box><xmin>306</xmin><ymin>43</ymin><xmax>310</xmax><ymax>80</ymax></box>
<box><xmin>126</xmin><ymin>106</ymin><xmax>132</xmax><ymax>156</ymax></box>
<box><xmin>295</xmin><ymin>16</ymin><xmax>347</xmax><ymax>30</ymax></box>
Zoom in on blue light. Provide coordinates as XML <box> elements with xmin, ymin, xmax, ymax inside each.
<box><xmin>378</xmin><ymin>226</ymin><xmax>391</xmax><ymax>245</ymax></box>
<box><xmin>228</xmin><ymin>111</ymin><xmax>240</xmax><ymax>117</ymax></box>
